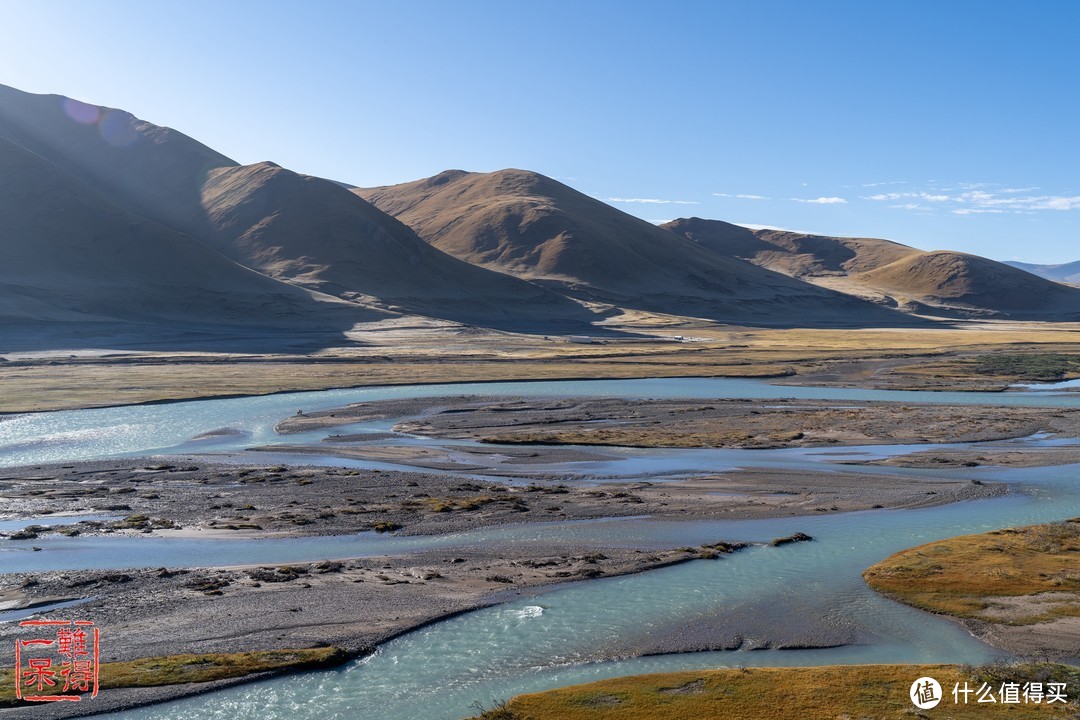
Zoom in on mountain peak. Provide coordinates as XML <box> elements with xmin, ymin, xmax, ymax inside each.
<box><xmin>423</xmin><ymin>168</ymin><xmax>471</xmax><ymax>187</ymax></box>
<box><xmin>356</xmin><ymin>169</ymin><xmax>916</xmax><ymax>327</ymax></box>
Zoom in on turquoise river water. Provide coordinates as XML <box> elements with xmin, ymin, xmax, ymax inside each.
<box><xmin>0</xmin><ymin>377</ymin><xmax>1076</xmax><ymax>719</ymax></box>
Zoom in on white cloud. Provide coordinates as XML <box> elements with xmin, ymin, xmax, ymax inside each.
<box><xmin>735</xmin><ymin>222</ymin><xmax>822</xmax><ymax>234</ymax></box>
<box><xmin>792</xmin><ymin>196</ymin><xmax>848</xmax><ymax>204</ymax></box>
<box><xmin>606</xmin><ymin>197</ymin><xmax>699</xmax><ymax>205</ymax></box>
<box><xmin>1032</xmin><ymin>195</ymin><xmax>1080</xmax><ymax>209</ymax></box>
<box><xmin>868</xmin><ymin>192</ymin><xmax>952</xmax><ymax>202</ymax></box>
<box><xmin>1021</xmin><ymin>196</ymin><xmax>1080</xmax><ymax>210</ymax></box>
<box><xmin>612</xmin><ymin>182</ymin><xmax>1080</xmax><ymax>218</ymax></box>
<box><xmin>736</xmin><ymin>223</ymin><xmax>788</xmax><ymax>231</ymax></box>
<box><xmin>866</xmin><ymin>186</ymin><xmax>1080</xmax><ymax>214</ymax></box>
<box><xmin>713</xmin><ymin>192</ymin><xmax>769</xmax><ymax>200</ymax></box>
<box><xmin>954</xmin><ymin>191</ymin><xmax>1080</xmax><ymax>212</ymax></box>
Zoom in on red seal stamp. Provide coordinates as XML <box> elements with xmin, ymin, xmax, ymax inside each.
<box><xmin>14</xmin><ymin>619</ymin><xmax>100</xmax><ymax>702</ymax></box>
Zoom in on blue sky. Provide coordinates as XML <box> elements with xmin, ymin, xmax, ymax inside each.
<box><xmin>2</xmin><ymin>0</ymin><xmax>1077</xmax><ymax>262</ymax></box>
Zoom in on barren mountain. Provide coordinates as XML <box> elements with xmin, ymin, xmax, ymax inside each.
<box><xmin>196</xmin><ymin>162</ymin><xmax>589</xmax><ymax>326</ymax></box>
<box><xmin>1005</xmin><ymin>260</ymin><xmax>1080</xmax><ymax>285</ymax></box>
<box><xmin>0</xmin><ymin>85</ymin><xmax>591</xmax><ymax>330</ymax></box>
<box><xmin>0</xmin><ymin>134</ymin><xmax>365</xmax><ymax>333</ymax></box>
<box><xmin>665</xmin><ymin>218</ymin><xmax>920</xmax><ymax>278</ymax></box>
<box><xmin>665</xmin><ymin>217</ymin><xmax>1080</xmax><ymax>319</ymax></box>
<box><xmin>357</xmin><ymin>170</ymin><xmax>913</xmax><ymax>326</ymax></box>
<box><xmin>858</xmin><ymin>251</ymin><xmax>1080</xmax><ymax>317</ymax></box>
<box><xmin>0</xmin><ymin>85</ymin><xmax>231</xmax><ymax>239</ymax></box>
<box><xmin>5</xmin><ymin>81</ymin><xmax>1063</xmax><ymax>332</ymax></box>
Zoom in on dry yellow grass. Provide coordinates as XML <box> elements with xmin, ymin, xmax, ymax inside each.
<box><xmin>0</xmin><ymin>359</ymin><xmax>777</xmax><ymax>414</ymax></box>
<box><xmin>864</xmin><ymin>520</ymin><xmax>1080</xmax><ymax>623</ymax></box>
<box><xmin>475</xmin><ymin>664</ymin><xmax>1076</xmax><ymax>719</ymax></box>
<box><xmin>4</xmin><ymin>323</ymin><xmax>1080</xmax><ymax>413</ymax></box>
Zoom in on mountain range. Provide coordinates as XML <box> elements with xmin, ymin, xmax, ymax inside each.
<box><xmin>356</xmin><ymin>169</ymin><xmax>909</xmax><ymax>325</ymax></box>
<box><xmin>1004</xmin><ymin>260</ymin><xmax>1080</xmax><ymax>285</ymax></box>
<box><xmin>663</xmin><ymin>218</ymin><xmax>1080</xmax><ymax>319</ymax></box>
<box><xmin>1</xmin><ymin>82</ymin><xmax>1077</xmax><ymax>349</ymax></box>
<box><xmin>0</xmin><ymin>85</ymin><xmax>591</xmax><ymax>336</ymax></box>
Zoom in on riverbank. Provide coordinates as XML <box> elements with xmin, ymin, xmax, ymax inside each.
<box><xmin>469</xmin><ymin>663</ymin><xmax>1080</xmax><ymax>719</ymax></box>
<box><xmin>275</xmin><ymin>395</ymin><xmax>1080</xmax><ymax>450</ymax></box>
<box><xmin>864</xmin><ymin>519</ymin><xmax>1080</xmax><ymax>659</ymax></box>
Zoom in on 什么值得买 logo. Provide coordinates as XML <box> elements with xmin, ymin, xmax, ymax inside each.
<box><xmin>911</xmin><ymin>673</ymin><xmax>1069</xmax><ymax>709</ymax></box>
<box><xmin>910</xmin><ymin>676</ymin><xmax>942</xmax><ymax>709</ymax></box>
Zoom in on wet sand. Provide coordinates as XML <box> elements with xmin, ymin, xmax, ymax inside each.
<box><xmin>276</xmin><ymin>395</ymin><xmax>1080</xmax><ymax>449</ymax></box>
<box><xmin>0</xmin><ymin>458</ymin><xmax>1002</xmax><ymax>538</ymax></box>
<box><xmin>843</xmin><ymin>443</ymin><xmax>1080</xmax><ymax>469</ymax></box>
<box><xmin>959</xmin><ymin>581</ymin><xmax>1080</xmax><ymax>660</ymax></box>
<box><xmin>633</xmin><ymin>599</ymin><xmax>861</xmax><ymax>655</ymax></box>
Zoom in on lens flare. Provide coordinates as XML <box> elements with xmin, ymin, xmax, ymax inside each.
<box><xmin>98</xmin><ymin>109</ymin><xmax>140</xmax><ymax>147</ymax></box>
<box><xmin>62</xmin><ymin>98</ymin><xmax>101</xmax><ymax>125</ymax></box>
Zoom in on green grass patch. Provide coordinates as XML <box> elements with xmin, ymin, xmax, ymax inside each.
<box><xmin>970</xmin><ymin>353</ymin><xmax>1080</xmax><ymax>381</ymax></box>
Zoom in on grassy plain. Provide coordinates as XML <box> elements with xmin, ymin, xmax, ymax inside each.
<box><xmin>4</xmin><ymin>322</ymin><xmax>1080</xmax><ymax>413</ymax></box>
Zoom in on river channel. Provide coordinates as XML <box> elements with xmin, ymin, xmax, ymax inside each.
<box><xmin>0</xmin><ymin>377</ymin><xmax>1076</xmax><ymax>719</ymax></box>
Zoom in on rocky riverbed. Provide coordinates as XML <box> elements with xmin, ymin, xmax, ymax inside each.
<box><xmin>0</xmin><ymin>452</ymin><xmax>1003</xmax><ymax>718</ymax></box>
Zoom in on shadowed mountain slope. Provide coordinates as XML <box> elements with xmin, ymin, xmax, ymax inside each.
<box><xmin>0</xmin><ymin>85</ymin><xmax>594</xmax><ymax>330</ymax></box>
<box><xmin>0</xmin><ymin>134</ymin><xmax>366</xmax><ymax>332</ymax></box>
<box><xmin>0</xmin><ymin>84</ymin><xmax>232</xmax><ymax>239</ymax></box>
<box><xmin>357</xmin><ymin>170</ymin><xmax>917</xmax><ymax>327</ymax></box>
<box><xmin>665</xmin><ymin>217</ymin><xmax>1080</xmax><ymax>319</ymax></box>
<box><xmin>665</xmin><ymin>218</ymin><xmax>920</xmax><ymax>278</ymax></box>
<box><xmin>197</xmin><ymin>162</ymin><xmax>592</xmax><ymax>327</ymax></box>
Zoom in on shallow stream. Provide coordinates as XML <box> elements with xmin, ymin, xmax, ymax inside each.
<box><xmin>0</xmin><ymin>377</ymin><xmax>1077</xmax><ymax>719</ymax></box>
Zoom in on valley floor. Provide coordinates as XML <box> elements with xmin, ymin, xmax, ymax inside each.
<box><xmin>2</xmin><ymin>322</ymin><xmax>1080</xmax><ymax>717</ymax></box>
<box><xmin>3</xmin><ymin>319</ymin><xmax>1080</xmax><ymax>414</ymax></box>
